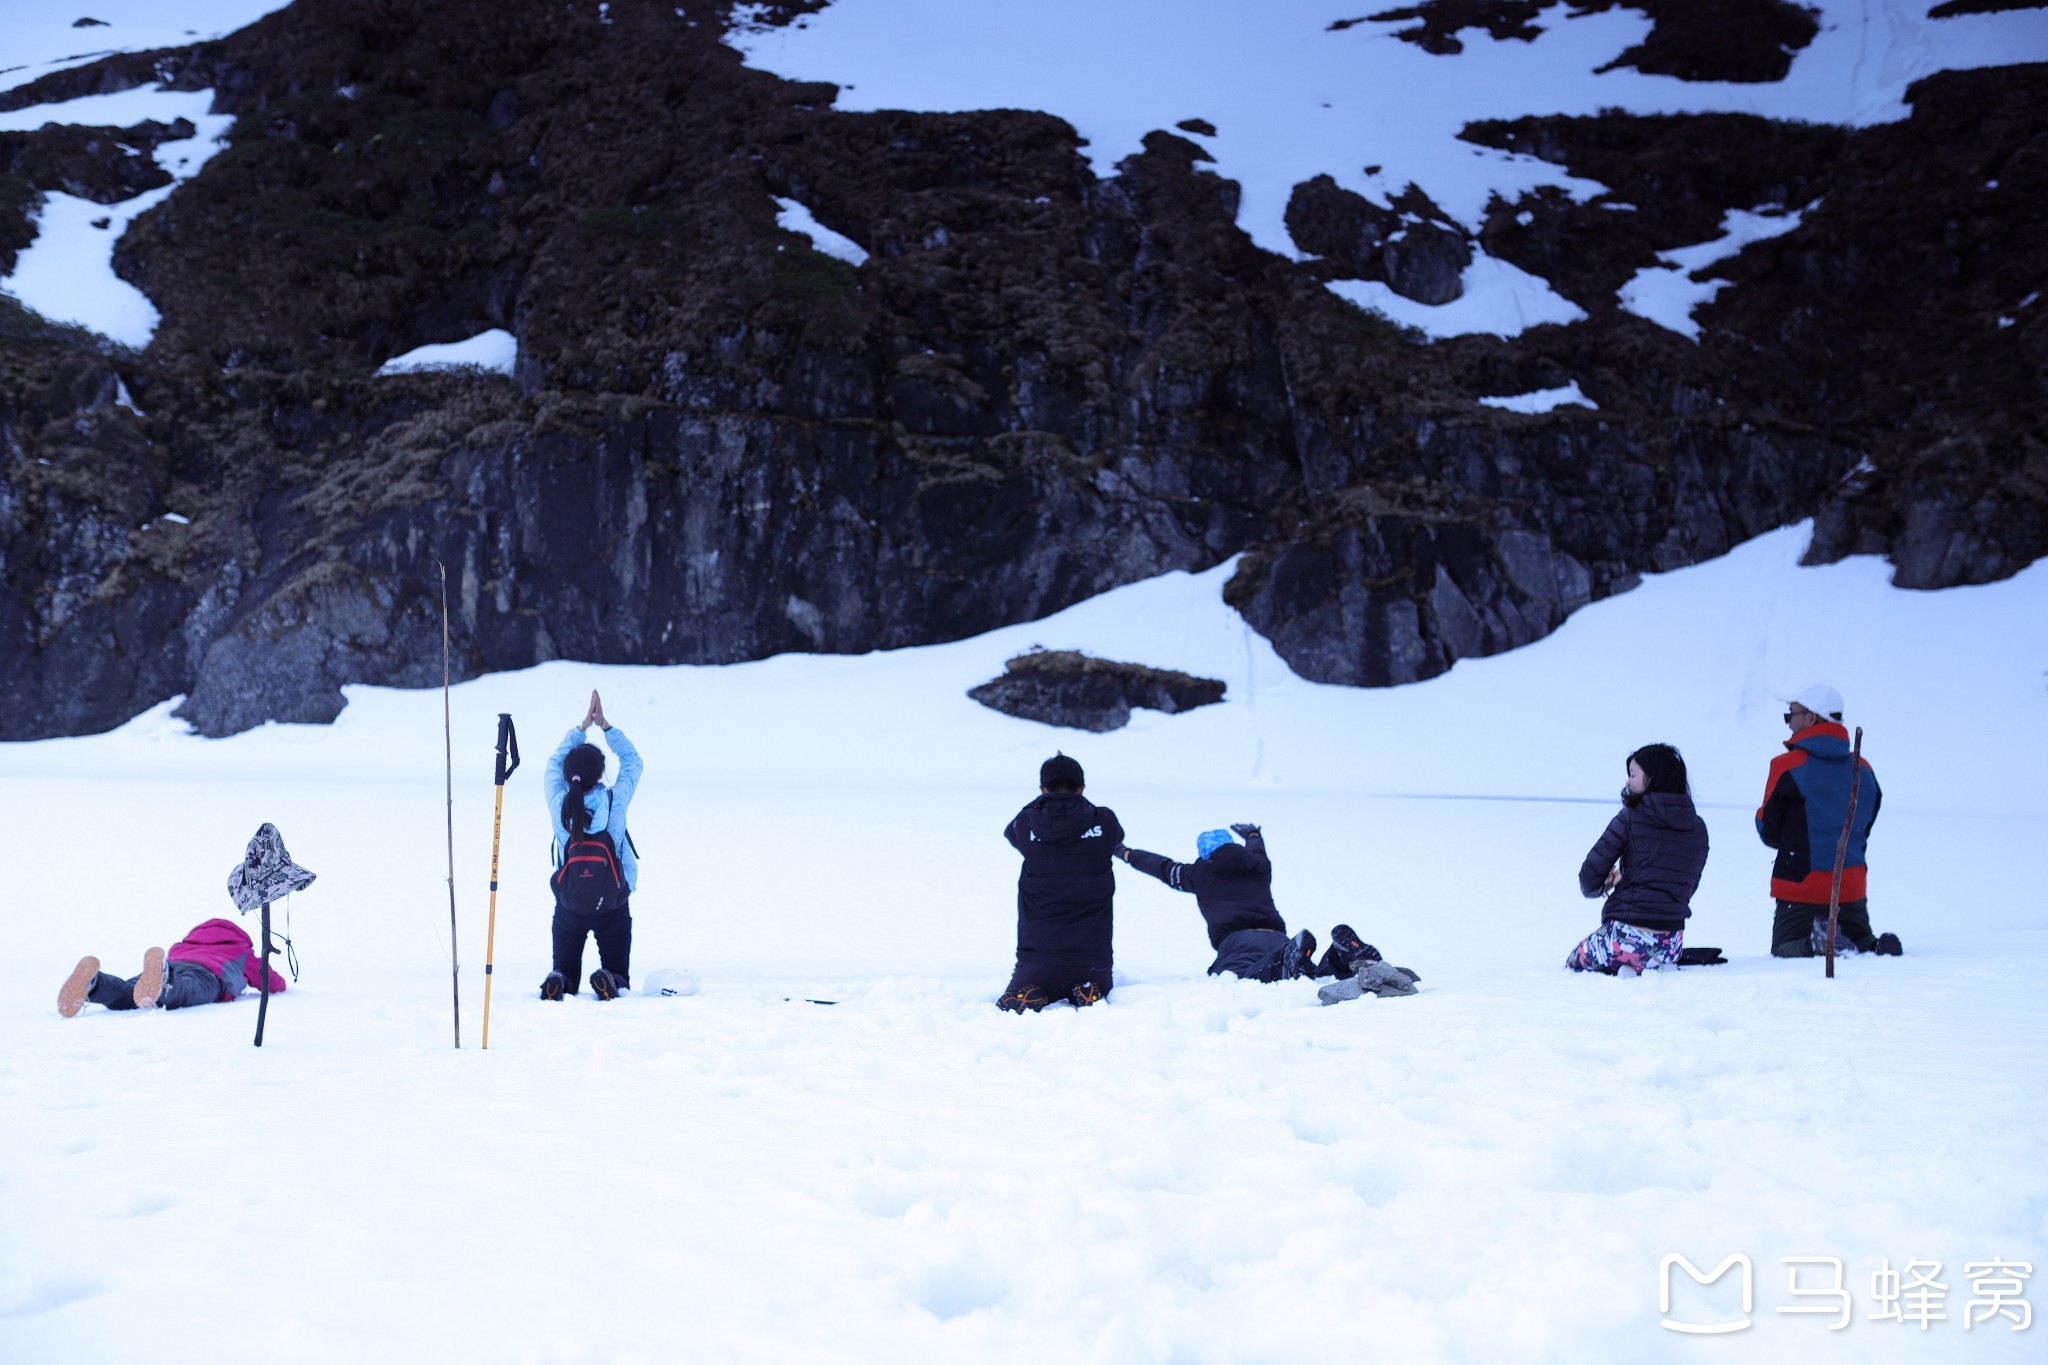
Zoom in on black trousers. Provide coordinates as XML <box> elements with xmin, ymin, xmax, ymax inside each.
<box><xmin>88</xmin><ymin>961</ymin><xmax>221</xmax><ymax>1011</ymax></box>
<box><xmin>1208</xmin><ymin>927</ymin><xmax>1346</xmax><ymax>982</ymax></box>
<box><xmin>1209</xmin><ymin>927</ymin><xmax>1290</xmax><ymax>981</ymax></box>
<box><xmin>552</xmin><ymin>904</ymin><xmax>632</xmax><ymax>990</ymax></box>
<box><xmin>1001</xmin><ymin>961</ymin><xmax>1111</xmax><ymax>1009</ymax></box>
<box><xmin>1771</xmin><ymin>899</ymin><xmax>1875</xmax><ymax>956</ymax></box>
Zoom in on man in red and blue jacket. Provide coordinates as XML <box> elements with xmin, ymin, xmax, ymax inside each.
<box><xmin>1756</xmin><ymin>683</ymin><xmax>1902</xmax><ymax>957</ymax></box>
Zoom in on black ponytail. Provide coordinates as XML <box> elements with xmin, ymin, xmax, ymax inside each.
<box><xmin>561</xmin><ymin>743</ymin><xmax>606</xmax><ymax>840</ymax></box>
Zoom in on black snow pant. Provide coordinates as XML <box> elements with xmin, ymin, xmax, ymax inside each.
<box><xmin>1771</xmin><ymin>899</ymin><xmax>1876</xmax><ymax>956</ymax></box>
<box><xmin>552</xmin><ymin>904</ymin><xmax>632</xmax><ymax>991</ymax></box>
<box><xmin>1209</xmin><ymin>927</ymin><xmax>1291</xmax><ymax>982</ymax></box>
<box><xmin>1000</xmin><ymin>961</ymin><xmax>1112</xmax><ymax>1010</ymax></box>
<box><xmin>88</xmin><ymin>961</ymin><xmax>222</xmax><ymax>1011</ymax></box>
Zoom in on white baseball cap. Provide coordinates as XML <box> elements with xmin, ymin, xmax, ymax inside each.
<box><xmin>1775</xmin><ymin>683</ymin><xmax>1844</xmax><ymax>719</ymax></box>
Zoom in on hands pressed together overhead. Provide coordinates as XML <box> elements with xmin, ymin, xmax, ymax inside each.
<box><xmin>579</xmin><ymin>689</ymin><xmax>610</xmax><ymax>732</ymax></box>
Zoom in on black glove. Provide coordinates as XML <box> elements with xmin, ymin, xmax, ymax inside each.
<box><xmin>1229</xmin><ymin>823</ymin><xmax>1260</xmax><ymax>837</ymax></box>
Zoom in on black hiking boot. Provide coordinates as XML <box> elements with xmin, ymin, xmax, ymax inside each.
<box><xmin>1872</xmin><ymin>932</ymin><xmax>1903</xmax><ymax>956</ymax></box>
<box><xmin>1279</xmin><ymin>930</ymin><xmax>1318</xmax><ymax>980</ymax></box>
<box><xmin>1069</xmin><ymin>980</ymin><xmax>1105</xmax><ymax>1008</ymax></box>
<box><xmin>589</xmin><ymin>969</ymin><xmax>623</xmax><ymax>1001</ymax></box>
<box><xmin>540</xmin><ymin>971</ymin><xmax>567</xmax><ymax>1001</ymax></box>
<box><xmin>1328</xmin><ymin>924</ymin><xmax>1380</xmax><ymax>975</ymax></box>
<box><xmin>997</xmin><ymin>984</ymin><xmax>1049</xmax><ymax>1013</ymax></box>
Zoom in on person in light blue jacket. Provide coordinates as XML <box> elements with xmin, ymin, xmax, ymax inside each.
<box><xmin>541</xmin><ymin>689</ymin><xmax>644</xmax><ymax>1001</ymax></box>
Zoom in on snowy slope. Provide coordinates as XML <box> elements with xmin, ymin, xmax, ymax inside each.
<box><xmin>3</xmin><ymin>525</ymin><xmax>2043</xmax><ymax>1362</ymax></box>
<box><xmin>0</xmin><ymin>3</ymin><xmax>287</xmax><ymax>97</ymax></box>
<box><xmin>734</xmin><ymin>0</ymin><xmax>2048</xmax><ymax>337</ymax></box>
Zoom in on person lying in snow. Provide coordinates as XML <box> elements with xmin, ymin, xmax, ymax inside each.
<box><xmin>1116</xmin><ymin>825</ymin><xmax>1380</xmax><ymax>982</ymax></box>
<box><xmin>541</xmin><ymin>689</ymin><xmax>644</xmax><ymax>1002</ymax></box>
<box><xmin>57</xmin><ymin>918</ymin><xmax>286</xmax><ymax>1017</ymax></box>
<box><xmin>998</xmin><ymin>753</ymin><xmax>1122</xmax><ymax>1012</ymax></box>
<box><xmin>1568</xmin><ymin>743</ymin><xmax>1709</xmax><ymax>975</ymax></box>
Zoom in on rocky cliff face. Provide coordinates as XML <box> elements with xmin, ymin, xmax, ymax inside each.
<box><xmin>1</xmin><ymin>0</ymin><xmax>2041</xmax><ymax>738</ymax></box>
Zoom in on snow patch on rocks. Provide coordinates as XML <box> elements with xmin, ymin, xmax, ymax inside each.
<box><xmin>1478</xmin><ymin>380</ymin><xmax>1598</xmax><ymax>414</ymax></box>
<box><xmin>1618</xmin><ymin>204</ymin><xmax>1810</xmax><ymax>341</ymax></box>
<box><xmin>773</xmin><ymin>195</ymin><xmax>868</xmax><ymax>265</ymax></box>
<box><xmin>375</xmin><ymin>329</ymin><xmax>519</xmax><ymax>377</ymax></box>
<box><xmin>729</xmin><ymin>0</ymin><xmax>2048</xmax><ymax>262</ymax></box>
<box><xmin>1328</xmin><ymin>252</ymin><xmax>1586</xmax><ymax>340</ymax></box>
<box><xmin>0</xmin><ymin>86</ymin><xmax>232</xmax><ymax>348</ymax></box>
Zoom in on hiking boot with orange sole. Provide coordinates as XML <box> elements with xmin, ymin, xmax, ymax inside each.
<box><xmin>58</xmin><ymin>956</ymin><xmax>100</xmax><ymax>1018</ymax></box>
<box><xmin>131</xmin><ymin>947</ymin><xmax>166</xmax><ymax>1009</ymax></box>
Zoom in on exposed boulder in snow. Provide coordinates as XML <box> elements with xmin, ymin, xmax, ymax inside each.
<box><xmin>1286</xmin><ymin>176</ymin><xmax>1473</xmax><ymax>304</ymax></box>
<box><xmin>1382</xmin><ymin>220</ymin><xmax>1471</xmax><ymax>305</ymax></box>
<box><xmin>968</xmin><ymin>650</ymin><xmax>1226</xmax><ymax>731</ymax></box>
<box><xmin>1285</xmin><ymin>173</ymin><xmax>1399</xmax><ymax>275</ymax></box>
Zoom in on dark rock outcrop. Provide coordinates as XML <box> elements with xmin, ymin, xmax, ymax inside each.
<box><xmin>969</xmin><ymin>650</ymin><xmax>1226</xmax><ymax>732</ymax></box>
<box><xmin>0</xmin><ymin>1</ymin><xmax>2041</xmax><ymax>740</ymax></box>
<box><xmin>1287</xmin><ymin>176</ymin><xmax>1473</xmax><ymax>303</ymax></box>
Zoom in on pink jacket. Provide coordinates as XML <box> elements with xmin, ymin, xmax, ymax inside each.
<box><xmin>167</xmin><ymin>918</ymin><xmax>287</xmax><ymax>1002</ymax></box>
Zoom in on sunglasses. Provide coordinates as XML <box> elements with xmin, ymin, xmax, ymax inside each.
<box><xmin>1783</xmin><ymin>708</ymin><xmax>1812</xmax><ymax>724</ymax></box>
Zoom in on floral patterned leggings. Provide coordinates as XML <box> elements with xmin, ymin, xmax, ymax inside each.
<box><xmin>1566</xmin><ymin>920</ymin><xmax>1684</xmax><ymax>973</ymax></box>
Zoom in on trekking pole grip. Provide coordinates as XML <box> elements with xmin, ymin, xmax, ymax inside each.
<box><xmin>496</xmin><ymin>713</ymin><xmax>520</xmax><ymax>784</ymax></box>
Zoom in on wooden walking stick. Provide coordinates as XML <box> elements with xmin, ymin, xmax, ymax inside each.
<box><xmin>441</xmin><ymin>562</ymin><xmax>461</xmax><ymax>1046</ymax></box>
<box><xmin>481</xmin><ymin>713</ymin><xmax>520</xmax><ymax>1049</ymax></box>
<box><xmin>1824</xmin><ymin>726</ymin><xmax>1866</xmax><ymax>979</ymax></box>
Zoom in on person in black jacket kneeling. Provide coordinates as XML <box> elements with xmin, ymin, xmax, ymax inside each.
<box><xmin>1119</xmin><ymin>825</ymin><xmax>1379</xmax><ymax>982</ymax></box>
<box><xmin>999</xmin><ymin>753</ymin><xmax>1124</xmax><ymax>1011</ymax></box>
<box><xmin>1568</xmin><ymin>743</ymin><xmax>1710</xmax><ymax>975</ymax></box>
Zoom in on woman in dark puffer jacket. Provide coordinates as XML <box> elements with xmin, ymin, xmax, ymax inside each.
<box><xmin>1567</xmin><ymin>743</ymin><xmax>1710</xmax><ymax>975</ymax></box>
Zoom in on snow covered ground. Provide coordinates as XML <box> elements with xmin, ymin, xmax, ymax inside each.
<box><xmin>4</xmin><ymin>525</ymin><xmax>2044</xmax><ymax>1361</ymax></box>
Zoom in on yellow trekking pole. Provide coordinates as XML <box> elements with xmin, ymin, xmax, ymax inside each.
<box><xmin>481</xmin><ymin>712</ymin><xmax>520</xmax><ymax>1047</ymax></box>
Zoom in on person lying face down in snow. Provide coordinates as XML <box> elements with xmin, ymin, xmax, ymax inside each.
<box><xmin>1117</xmin><ymin>825</ymin><xmax>1381</xmax><ymax>983</ymax></box>
<box><xmin>58</xmin><ymin>918</ymin><xmax>287</xmax><ymax>1017</ymax></box>
<box><xmin>541</xmin><ymin>689</ymin><xmax>645</xmax><ymax>1002</ymax></box>
<box><xmin>998</xmin><ymin>753</ymin><xmax>1122</xmax><ymax>1012</ymax></box>
<box><xmin>1567</xmin><ymin>743</ymin><xmax>1709</xmax><ymax>976</ymax></box>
